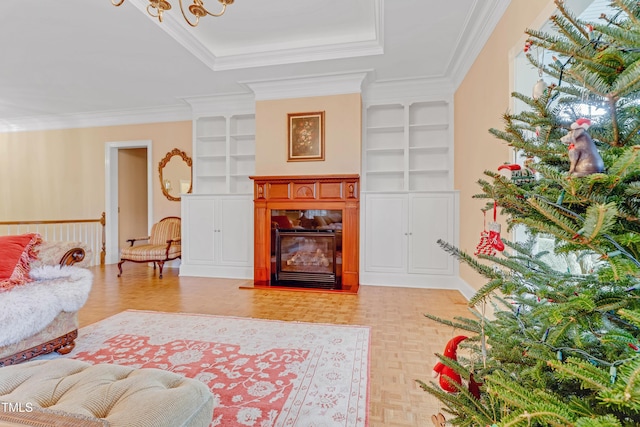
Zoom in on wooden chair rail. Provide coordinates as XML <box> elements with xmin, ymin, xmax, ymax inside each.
<box><xmin>0</xmin><ymin>213</ymin><xmax>106</xmax><ymax>265</ymax></box>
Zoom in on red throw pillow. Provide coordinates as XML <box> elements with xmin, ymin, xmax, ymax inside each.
<box><xmin>0</xmin><ymin>233</ymin><xmax>42</xmax><ymax>292</ymax></box>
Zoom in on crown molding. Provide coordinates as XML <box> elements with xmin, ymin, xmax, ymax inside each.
<box><xmin>182</xmin><ymin>92</ymin><xmax>256</xmax><ymax>117</ymax></box>
<box><xmin>449</xmin><ymin>0</ymin><xmax>511</xmax><ymax>89</ymax></box>
<box><xmin>242</xmin><ymin>70</ymin><xmax>372</xmax><ymax>101</ymax></box>
<box><xmin>139</xmin><ymin>0</ymin><xmax>384</xmax><ymax>72</ymax></box>
<box><xmin>214</xmin><ymin>39</ymin><xmax>383</xmax><ymax>72</ymax></box>
<box><xmin>0</xmin><ymin>104</ymin><xmax>192</xmax><ymax>133</ymax></box>
<box><xmin>362</xmin><ymin>77</ymin><xmax>455</xmax><ymax>105</ymax></box>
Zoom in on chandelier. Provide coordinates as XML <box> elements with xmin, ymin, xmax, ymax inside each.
<box><xmin>112</xmin><ymin>0</ymin><xmax>234</xmax><ymax>27</ymax></box>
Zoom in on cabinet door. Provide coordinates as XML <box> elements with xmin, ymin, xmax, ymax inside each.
<box><xmin>364</xmin><ymin>194</ymin><xmax>408</xmax><ymax>272</ymax></box>
<box><xmin>182</xmin><ymin>197</ymin><xmax>216</xmax><ymax>264</ymax></box>
<box><xmin>218</xmin><ymin>196</ymin><xmax>253</xmax><ymax>266</ymax></box>
<box><xmin>408</xmin><ymin>193</ymin><xmax>455</xmax><ymax>275</ymax></box>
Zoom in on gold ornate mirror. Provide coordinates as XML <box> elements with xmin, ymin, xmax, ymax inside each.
<box><xmin>159</xmin><ymin>148</ymin><xmax>193</xmax><ymax>201</ymax></box>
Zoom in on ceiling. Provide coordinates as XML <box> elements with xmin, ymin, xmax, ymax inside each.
<box><xmin>0</xmin><ymin>0</ymin><xmax>510</xmax><ymax>132</ymax></box>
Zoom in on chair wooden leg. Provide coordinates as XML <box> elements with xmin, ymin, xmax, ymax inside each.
<box><xmin>117</xmin><ymin>260</ymin><xmax>125</xmax><ymax>277</ymax></box>
<box><xmin>158</xmin><ymin>261</ymin><xmax>165</xmax><ymax>278</ymax></box>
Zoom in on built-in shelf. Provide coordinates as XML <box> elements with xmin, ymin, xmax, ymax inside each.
<box><xmin>367</xmin><ymin>170</ymin><xmax>405</xmax><ymax>175</ymax></box>
<box><xmin>408</xmin><ymin>146</ymin><xmax>448</xmax><ymax>153</ymax></box>
<box><xmin>408</xmin><ymin>123</ymin><xmax>449</xmax><ymax>131</ymax></box>
<box><xmin>193</xmin><ymin>113</ymin><xmax>256</xmax><ymax>194</ymax></box>
<box><xmin>366</xmin><ymin>147</ymin><xmax>405</xmax><ymax>153</ymax></box>
<box><xmin>198</xmin><ymin>154</ymin><xmax>227</xmax><ymax>159</ymax></box>
<box><xmin>196</xmin><ymin>135</ymin><xmax>227</xmax><ymax>142</ymax></box>
<box><xmin>409</xmin><ymin>169</ymin><xmax>450</xmax><ymax>173</ymax></box>
<box><xmin>366</xmin><ymin>125</ymin><xmax>405</xmax><ymax>133</ymax></box>
<box><xmin>363</xmin><ymin>100</ymin><xmax>453</xmax><ymax>192</ymax></box>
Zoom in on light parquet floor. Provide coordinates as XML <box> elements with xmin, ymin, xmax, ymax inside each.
<box><xmin>79</xmin><ymin>263</ymin><xmax>472</xmax><ymax>427</ymax></box>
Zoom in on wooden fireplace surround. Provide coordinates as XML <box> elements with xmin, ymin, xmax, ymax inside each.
<box><xmin>250</xmin><ymin>174</ymin><xmax>359</xmax><ymax>292</ymax></box>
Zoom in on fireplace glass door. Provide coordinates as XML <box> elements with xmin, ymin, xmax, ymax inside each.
<box><xmin>275</xmin><ymin>230</ymin><xmax>337</xmax><ymax>287</ymax></box>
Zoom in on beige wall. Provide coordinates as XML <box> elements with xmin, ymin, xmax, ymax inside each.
<box><xmin>255</xmin><ymin>93</ymin><xmax>361</xmax><ymax>176</ymax></box>
<box><xmin>0</xmin><ymin>121</ymin><xmax>192</xmax><ymax>223</ymax></box>
<box><xmin>118</xmin><ymin>148</ymin><xmax>148</xmax><ymax>248</ymax></box>
<box><xmin>454</xmin><ymin>0</ymin><xmax>551</xmax><ymax>289</ymax></box>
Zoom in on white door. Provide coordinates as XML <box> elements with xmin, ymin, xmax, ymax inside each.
<box><xmin>364</xmin><ymin>193</ymin><xmax>408</xmax><ymax>273</ymax></box>
<box><xmin>218</xmin><ymin>196</ymin><xmax>253</xmax><ymax>266</ymax></box>
<box><xmin>408</xmin><ymin>193</ymin><xmax>455</xmax><ymax>275</ymax></box>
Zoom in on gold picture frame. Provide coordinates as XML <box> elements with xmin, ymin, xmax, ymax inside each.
<box><xmin>287</xmin><ymin>111</ymin><xmax>325</xmax><ymax>162</ymax></box>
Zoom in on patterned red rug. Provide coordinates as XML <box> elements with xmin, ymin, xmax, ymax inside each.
<box><xmin>67</xmin><ymin>310</ymin><xmax>370</xmax><ymax>427</ymax></box>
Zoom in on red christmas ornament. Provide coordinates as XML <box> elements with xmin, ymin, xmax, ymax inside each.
<box><xmin>432</xmin><ymin>335</ymin><xmax>468</xmax><ymax>393</ymax></box>
<box><xmin>475</xmin><ymin>201</ymin><xmax>504</xmax><ymax>253</ymax></box>
<box><xmin>497</xmin><ymin>163</ymin><xmax>522</xmax><ymax>172</ymax></box>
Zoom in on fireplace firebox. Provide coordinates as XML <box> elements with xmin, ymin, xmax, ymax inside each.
<box><xmin>275</xmin><ymin>230</ymin><xmax>337</xmax><ymax>288</ymax></box>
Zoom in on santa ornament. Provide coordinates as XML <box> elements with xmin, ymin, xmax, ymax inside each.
<box><xmin>432</xmin><ymin>335</ymin><xmax>482</xmax><ymax>400</ymax></box>
<box><xmin>433</xmin><ymin>335</ymin><xmax>468</xmax><ymax>392</ymax></box>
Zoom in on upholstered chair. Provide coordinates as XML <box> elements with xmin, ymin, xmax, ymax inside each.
<box><xmin>117</xmin><ymin>217</ymin><xmax>181</xmax><ymax>279</ymax></box>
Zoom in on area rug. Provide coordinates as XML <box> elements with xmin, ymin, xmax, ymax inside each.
<box><xmin>66</xmin><ymin>310</ymin><xmax>370</xmax><ymax>427</ymax></box>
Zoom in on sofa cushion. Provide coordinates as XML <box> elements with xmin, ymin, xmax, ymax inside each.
<box><xmin>0</xmin><ymin>266</ymin><xmax>92</xmax><ymax>347</ymax></box>
<box><xmin>0</xmin><ymin>234</ymin><xmax>42</xmax><ymax>292</ymax></box>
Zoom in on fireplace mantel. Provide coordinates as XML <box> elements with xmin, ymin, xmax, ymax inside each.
<box><xmin>250</xmin><ymin>174</ymin><xmax>359</xmax><ymax>292</ymax></box>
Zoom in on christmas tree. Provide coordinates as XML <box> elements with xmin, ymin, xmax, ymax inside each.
<box><xmin>417</xmin><ymin>1</ymin><xmax>640</xmax><ymax>426</ymax></box>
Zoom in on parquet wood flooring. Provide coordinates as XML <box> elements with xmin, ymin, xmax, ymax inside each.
<box><xmin>79</xmin><ymin>263</ymin><xmax>472</xmax><ymax>427</ymax></box>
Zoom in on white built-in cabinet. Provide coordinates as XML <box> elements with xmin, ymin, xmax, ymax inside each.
<box><xmin>193</xmin><ymin>114</ymin><xmax>256</xmax><ymax>195</ymax></box>
<box><xmin>361</xmin><ymin>97</ymin><xmax>460</xmax><ymax>289</ymax></box>
<box><xmin>361</xmin><ymin>192</ymin><xmax>458</xmax><ymax>287</ymax></box>
<box><xmin>181</xmin><ymin>95</ymin><xmax>256</xmax><ymax>279</ymax></box>
<box><xmin>180</xmin><ymin>194</ymin><xmax>253</xmax><ymax>279</ymax></box>
<box><xmin>363</xmin><ymin>100</ymin><xmax>452</xmax><ymax>192</ymax></box>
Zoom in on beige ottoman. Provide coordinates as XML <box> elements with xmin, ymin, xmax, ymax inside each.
<box><xmin>0</xmin><ymin>359</ymin><xmax>214</xmax><ymax>427</ymax></box>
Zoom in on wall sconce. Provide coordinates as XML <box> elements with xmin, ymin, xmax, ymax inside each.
<box><xmin>180</xmin><ymin>180</ymin><xmax>191</xmax><ymax>194</ymax></box>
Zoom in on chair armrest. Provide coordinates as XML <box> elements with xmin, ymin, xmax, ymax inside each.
<box><xmin>127</xmin><ymin>236</ymin><xmax>150</xmax><ymax>246</ymax></box>
<box><xmin>164</xmin><ymin>238</ymin><xmax>181</xmax><ymax>258</ymax></box>
<box><xmin>59</xmin><ymin>248</ymin><xmax>86</xmax><ymax>266</ymax></box>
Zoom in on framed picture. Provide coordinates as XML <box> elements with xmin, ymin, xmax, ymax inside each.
<box><xmin>287</xmin><ymin>111</ymin><xmax>325</xmax><ymax>162</ymax></box>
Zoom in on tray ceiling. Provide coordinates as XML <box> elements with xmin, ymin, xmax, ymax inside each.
<box><xmin>0</xmin><ymin>0</ymin><xmax>510</xmax><ymax>131</ymax></box>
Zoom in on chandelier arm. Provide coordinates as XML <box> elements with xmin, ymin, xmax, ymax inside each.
<box><xmin>203</xmin><ymin>3</ymin><xmax>227</xmax><ymax>17</ymax></box>
<box><xmin>178</xmin><ymin>0</ymin><xmax>200</xmax><ymax>27</ymax></box>
<box><xmin>147</xmin><ymin>4</ymin><xmax>161</xmax><ymax>19</ymax></box>
<box><xmin>112</xmin><ymin>0</ymin><xmax>126</xmax><ymax>6</ymax></box>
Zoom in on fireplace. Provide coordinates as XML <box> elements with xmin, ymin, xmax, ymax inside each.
<box><xmin>250</xmin><ymin>174</ymin><xmax>359</xmax><ymax>292</ymax></box>
<box><xmin>275</xmin><ymin>229</ymin><xmax>338</xmax><ymax>288</ymax></box>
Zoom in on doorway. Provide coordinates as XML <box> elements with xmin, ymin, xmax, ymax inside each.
<box><xmin>105</xmin><ymin>141</ymin><xmax>154</xmax><ymax>264</ymax></box>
